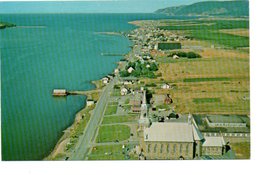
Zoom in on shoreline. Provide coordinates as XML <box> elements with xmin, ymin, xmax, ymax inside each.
<box><xmin>45</xmin><ymin>27</ymin><xmax>135</xmax><ymax>160</ymax></box>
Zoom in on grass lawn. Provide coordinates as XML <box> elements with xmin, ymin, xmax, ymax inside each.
<box><xmin>105</xmin><ymin>105</ymin><xmax>117</xmax><ymax>115</ymax></box>
<box><xmin>102</xmin><ymin>115</ymin><xmax>138</xmax><ymax>124</ymax></box>
<box><xmin>193</xmin><ymin>98</ymin><xmax>221</xmax><ymax>103</ymax></box>
<box><xmin>96</xmin><ymin>125</ymin><xmax>131</xmax><ymax>143</ymax></box>
<box><xmin>230</xmin><ymin>142</ymin><xmax>250</xmax><ymax>159</ymax></box>
<box><xmin>108</xmin><ymin>102</ymin><xmax>118</xmax><ymax>106</ymax></box>
<box><xmin>112</xmin><ymin>89</ymin><xmax>121</xmax><ymax>96</ymax></box>
<box><xmin>88</xmin><ymin>144</ymin><xmax>138</xmax><ymax>160</ymax></box>
<box><xmin>88</xmin><ymin>145</ymin><xmax>125</xmax><ymax>160</ymax></box>
<box><xmin>184</xmin><ymin>77</ymin><xmax>231</xmax><ymax>83</ymax></box>
<box><xmin>65</xmin><ymin>105</ymin><xmax>94</xmax><ymax>151</ymax></box>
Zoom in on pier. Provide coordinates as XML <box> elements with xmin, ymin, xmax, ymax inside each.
<box><xmin>52</xmin><ymin>89</ymin><xmax>101</xmax><ymax>97</ymax></box>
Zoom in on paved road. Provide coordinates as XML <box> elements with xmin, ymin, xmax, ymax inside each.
<box><xmin>69</xmin><ymin>77</ymin><xmax>117</xmax><ymax>160</ymax></box>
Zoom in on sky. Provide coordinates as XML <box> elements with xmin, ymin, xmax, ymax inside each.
<box><xmin>0</xmin><ymin>0</ymin><xmax>232</xmax><ymax>14</ymax></box>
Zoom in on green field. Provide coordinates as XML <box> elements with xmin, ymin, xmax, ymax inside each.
<box><xmin>184</xmin><ymin>77</ymin><xmax>231</xmax><ymax>83</ymax></box>
<box><xmin>96</xmin><ymin>125</ymin><xmax>131</xmax><ymax>143</ymax></box>
<box><xmin>102</xmin><ymin>115</ymin><xmax>138</xmax><ymax>124</ymax></box>
<box><xmin>159</xmin><ymin>19</ymin><xmax>249</xmax><ymax>48</ymax></box>
<box><xmin>193</xmin><ymin>98</ymin><xmax>221</xmax><ymax>103</ymax></box>
<box><xmin>104</xmin><ymin>105</ymin><xmax>118</xmax><ymax>115</ymax></box>
<box><xmin>88</xmin><ymin>144</ymin><xmax>138</xmax><ymax>160</ymax></box>
<box><xmin>230</xmin><ymin>142</ymin><xmax>250</xmax><ymax>159</ymax></box>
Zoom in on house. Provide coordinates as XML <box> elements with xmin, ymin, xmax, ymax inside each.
<box><xmin>114</xmin><ymin>69</ymin><xmax>119</xmax><ymax>74</ymax></box>
<box><xmin>102</xmin><ymin>77</ymin><xmax>109</xmax><ymax>84</ymax></box>
<box><xmin>173</xmin><ymin>55</ymin><xmax>179</xmax><ymax>59</ymax></box>
<box><xmin>146</xmin><ymin>64</ymin><xmax>151</xmax><ymax>68</ymax></box>
<box><xmin>123</xmin><ymin>80</ymin><xmax>133</xmax><ymax>85</ymax></box>
<box><xmin>86</xmin><ymin>100</ymin><xmax>95</xmax><ymax>107</ymax></box>
<box><xmin>202</xmin><ymin>136</ymin><xmax>226</xmax><ymax>156</ymax></box>
<box><xmin>127</xmin><ymin>67</ymin><xmax>135</xmax><ymax>74</ymax></box>
<box><xmin>120</xmin><ymin>87</ymin><xmax>128</xmax><ymax>96</ymax></box>
<box><xmin>161</xmin><ymin>83</ymin><xmax>171</xmax><ymax>89</ymax></box>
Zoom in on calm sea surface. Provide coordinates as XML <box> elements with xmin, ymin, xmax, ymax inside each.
<box><xmin>1</xmin><ymin>13</ymin><xmax>193</xmax><ymax>160</ymax></box>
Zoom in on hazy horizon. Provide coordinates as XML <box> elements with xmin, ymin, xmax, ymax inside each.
<box><xmin>0</xmin><ymin>0</ymin><xmax>233</xmax><ymax>14</ymax></box>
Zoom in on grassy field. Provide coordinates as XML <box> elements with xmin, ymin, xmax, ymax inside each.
<box><xmin>184</xmin><ymin>77</ymin><xmax>231</xmax><ymax>83</ymax></box>
<box><xmin>193</xmin><ymin>98</ymin><xmax>221</xmax><ymax>103</ymax></box>
<box><xmin>88</xmin><ymin>145</ymin><xmax>125</xmax><ymax>160</ymax></box>
<box><xmin>151</xmin><ymin>18</ymin><xmax>249</xmax><ymax>115</ymax></box>
<box><xmin>104</xmin><ymin>105</ymin><xmax>118</xmax><ymax>115</ymax></box>
<box><xmin>88</xmin><ymin>144</ymin><xmax>138</xmax><ymax>160</ymax></box>
<box><xmin>158</xmin><ymin>19</ymin><xmax>249</xmax><ymax>48</ymax></box>
<box><xmin>230</xmin><ymin>142</ymin><xmax>250</xmax><ymax>159</ymax></box>
<box><xmin>96</xmin><ymin>125</ymin><xmax>131</xmax><ymax>143</ymax></box>
<box><xmin>102</xmin><ymin>115</ymin><xmax>138</xmax><ymax>124</ymax></box>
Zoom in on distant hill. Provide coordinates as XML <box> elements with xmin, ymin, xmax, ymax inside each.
<box><xmin>155</xmin><ymin>1</ymin><xmax>249</xmax><ymax>17</ymax></box>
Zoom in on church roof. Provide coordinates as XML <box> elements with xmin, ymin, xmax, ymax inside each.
<box><xmin>202</xmin><ymin>136</ymin><xmax>225</xmax><ymax>147</ymax></box>
<box><xmin>192</xmin><ymin>125</ymin><xmax>204</xmax><ymax>141</ymax></box>
<box><xmin>144</xmin><ymin>122</ymin><xmax>194</xmax><ymax>142</ymax></box>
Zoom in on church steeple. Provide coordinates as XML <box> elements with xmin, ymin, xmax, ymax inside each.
<box><xmin>140</xmin><ymin>89</ymin><xmax>148</xmax><ymax>119</ymax></box>
<box><xmin>142</xmin><ymin>90</ymin><xmax>147</xmax><ymax>105</ymax></box>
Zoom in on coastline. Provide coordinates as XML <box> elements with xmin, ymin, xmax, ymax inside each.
<box><xmin>45</xmin><ymin>28</ymin><xmax>135</xmax><ymax>160</ymax></box>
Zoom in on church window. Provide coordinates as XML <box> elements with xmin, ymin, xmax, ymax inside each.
<box><xmin>167</xmin><ymin>144</ymin><xmax>169</xmax><ymax>153</ymax></box>
<box><xmin>154</xmin><ymin>144</ymin><xmax>157</xmax><ymax>153</ymax></box>
<box><xmin>180</xmin><ymin>144</ymin><xmax>182</xmax><ymax>154</ymax></box>
<box><xmin>160</xmin><ymin>144</ymin><xmax>164</xmax><ymax>153</ymax></box>
<box><xmin>148</xmin><ymin>144</ymin><xmax>151</xmax><ymax>153</ymax></box>
<box><xmin>186</xmin><ymin>144</ymin><xmax>189</xmax><ymax>155</ymax></box>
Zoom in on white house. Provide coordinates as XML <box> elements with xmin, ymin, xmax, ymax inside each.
<box><xmin>173</xmin><ymin>55</ymin><xmax>179</xmax><ymax>59</ymax></box>
<box><xmin>114</xmin><ymin>69</ymin><xmax>119</xmax><ymax>74</ymax></box>
<box><xmin>121</xmin><ymin>87</ymin><xmax>128</xmax><ymax>96</ymax></box>
<box><xmin>127</xmin><ymin>67</ymin><xmax>135</xmax><ymax>74</ymax></box>
<box><xmin>86</xmin><ymin>100</ymin><xmax>94</xmax><ymax>107</ymax></box>
<box><xmin>102</xmin><ymin>77</ymin><xmax>109</xmax><ymax>84</ymax></box>
<box><xmin>161</xmin><ymin>83</ymin><xmax>171</xmax><ymax>89</ymax></box>
<box><xmin>146</xmin><ymin>64</ymin><xmax>151</xmax><ymax>68</ymax></box>
<box><xmin>123</xmin><ymin>80</ymin><xmax>133</xmax><ymax>85</ymax></box>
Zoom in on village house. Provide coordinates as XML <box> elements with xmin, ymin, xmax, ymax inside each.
<box><xmin>102</xmin><ymin>77</ymin><xmax>110</xmax><ymax>84</ymax></box>
<box><xmin>114</xmin><ymin>68</ymin><xmax>119</xmax><ymax>74</ymax></box>
<box><xmin>127</xmin><ymin>67</ymin><xmax>135</xmax><ymax>74</ymax></box>
<box><xmin>173</xmin><ymin>54</ymin><xmax>179</xmax><ymax>59</ymax></box>
<box><xmin>86</xmin><ymin>100</ymin><xmax>95</xmax><ymax>107</ymax></box>
<box><xmin>120</xmin><ymin>87</ymin><xmax>128</xmax><ymax>96</ymax></box>
<box><xmin>161</xmin><ymin>83</ymin><xmax>171</xmax><ymax>89</ymax></box>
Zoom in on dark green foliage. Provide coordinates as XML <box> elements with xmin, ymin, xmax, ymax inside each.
<box><xmin>158</xmin><ymin>42</ymin><xmax>181</xmax><ymax>50</ymax></box>
<box><xmin>168</xmin><ymin>51</ymin><xmax>201</xmax><ymax>58</ymax></box>
<box><xmin>122</xmin><ymin>61</ymin><xmax>158</xmax><ymax>79</ymax></box>
<box><xmin>149</xmin><ymin>63</ymin><xmax>159</xmax><ymax>71</ymax></box>
<box><xmin>0</xmin><ymin>22</ymin><xmax>16</xmax><ymax>29</ymax></box>
<box><xmin>119</xmin><ymin>70</ymin><xmax>130</xmax><ymax>77</ymax></box>
<box><xmin>186</xmin><ymin>52</ymin><xmax>202</xmax><ymax>58</ymax></box>
<box><xmin>146</xmin><ymin>83</ymin><xmax>157</xmax><ymax>87</ymax></box>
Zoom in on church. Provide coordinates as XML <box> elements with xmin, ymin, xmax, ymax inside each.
<box><xmin>138</xmin><ymin>88</ymin><xmax>226</xmax><ymax>160</ymax></box>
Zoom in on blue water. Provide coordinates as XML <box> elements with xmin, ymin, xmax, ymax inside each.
<box><xmin>1</xmin><ymin>13</ymin><xmax>187</xmax><ymax>160</ymax></box>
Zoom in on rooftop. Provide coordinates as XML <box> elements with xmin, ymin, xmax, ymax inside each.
<box><xmin>144</xmin><ymin>122</ymin><xmax>203</xmax><ymax>143</ymax></box>
<box><xmin>207</xmin><ymin>115</ymin><xmax>245</xmax><ymax>124</ymax></box>
<box><xmin>202</xmin><ymin>136</ymin><xmax>225</xmax><ymax>147</ymax></box>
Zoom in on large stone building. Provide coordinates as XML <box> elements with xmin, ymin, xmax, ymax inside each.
<box><xmin>142</xmin><ymin>115</ymin><xmax>227</xmax><ymax>160</ymax></box>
